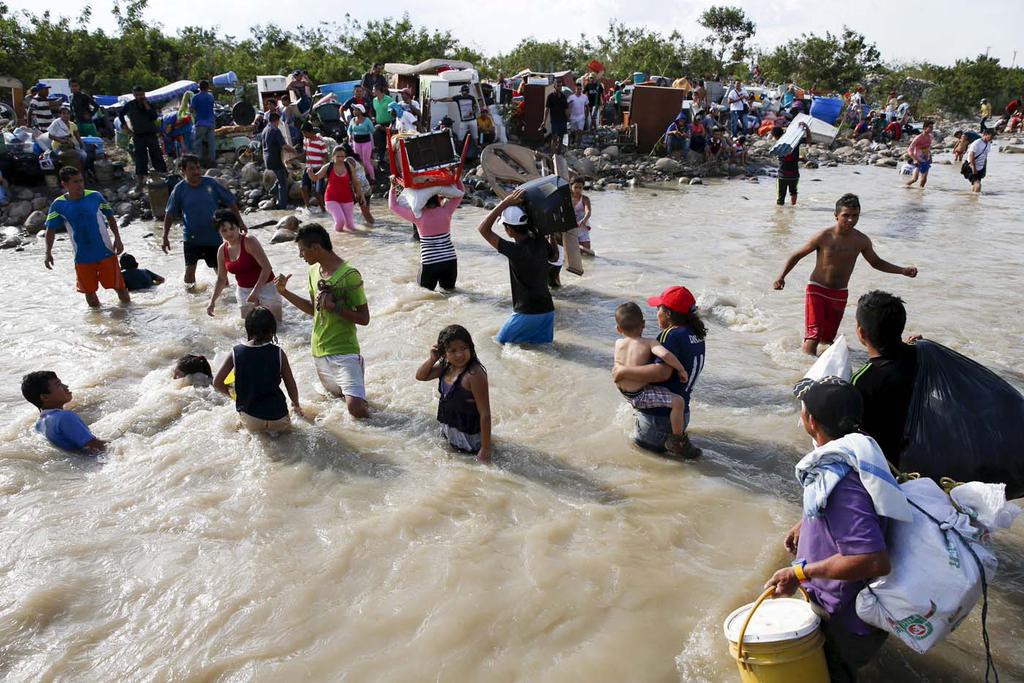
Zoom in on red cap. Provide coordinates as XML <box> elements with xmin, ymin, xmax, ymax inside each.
<box><xmin>647</xmin><ymin>286</ymin><xmax>697</xmax><ymax>314</ymax></box>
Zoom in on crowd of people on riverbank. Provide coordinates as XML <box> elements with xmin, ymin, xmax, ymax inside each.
<box><xmin>17</xmin><ymin>57</ymin><xmax>1017</xmax><ymax>682</ymax></box>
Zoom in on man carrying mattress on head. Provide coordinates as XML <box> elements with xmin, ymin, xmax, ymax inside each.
<box><xmin>765</xmin><ymin>376</ymin><xmax>912</xmax><ymax>683</ymax></box>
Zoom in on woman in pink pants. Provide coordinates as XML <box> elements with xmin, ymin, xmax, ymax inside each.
<box><xmin>347</xmin><ymin>104</ymin><xmax>375</xmax><ymax>183</ymax></box>
<box><xmin>309</xmin><ymin>147</ymin><xmax>363</xmax><ymax>232</ymax></box>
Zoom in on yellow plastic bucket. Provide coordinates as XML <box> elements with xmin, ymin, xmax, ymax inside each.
<box><xmin>723</xmin><ymin>588</ymin><xmax>829</xmax><ymax>683</ymax></box>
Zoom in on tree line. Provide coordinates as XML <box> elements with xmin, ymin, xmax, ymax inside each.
<box><xmin>1</xmin><ymin>1</ymin><xmax>1020</xmax><ymax>117</ymax></box>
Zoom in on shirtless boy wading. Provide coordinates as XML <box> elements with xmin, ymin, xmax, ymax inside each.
<box><xmin>774</xmin><ymin>193</ymin><xmax>918</xmax><ymax>355</ymax></box>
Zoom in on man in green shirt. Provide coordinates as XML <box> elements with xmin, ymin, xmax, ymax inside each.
<box><xmin>275</xmin><ymin>224</ymin><xmax>370</xmax><ymax>418</ymax></box>
<box><xmin>371</xmin><ymin>84</ymin><xmax>395</xmax><ymax>168</ymax></box>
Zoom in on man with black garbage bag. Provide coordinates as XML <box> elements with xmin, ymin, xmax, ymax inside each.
<box><xmin>850</xmin><ymin>291</ymin><xmax>918</xmax><ymax>468</ymax></box>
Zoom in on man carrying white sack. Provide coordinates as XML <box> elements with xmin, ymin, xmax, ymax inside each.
<box><xmin>764</xmin><ymin>376</ymin><xmax>912</xmax><ymax>683</ymax></box>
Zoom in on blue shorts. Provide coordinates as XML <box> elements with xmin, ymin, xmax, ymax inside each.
<box><xmin>916</xmin><ymin>160</ymin><xmax>932</xmax><ymax>174</ymax></box>
<box><xmin>496</xmin><ymin>311</ymin><xmax>555</xmax><ymax>345</ymax></box>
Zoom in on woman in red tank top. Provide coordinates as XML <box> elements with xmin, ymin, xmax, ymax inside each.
<box><xmin>207</xmin><ymin>209</ymin><xmax>283</xmax><ymax>320</ymax></box>
<box><xmin>309</xmin><ymin>146</ymin><xmax>365</xmax><ymax>232</ymax></box>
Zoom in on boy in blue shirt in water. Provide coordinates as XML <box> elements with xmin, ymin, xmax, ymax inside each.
<box><xmin>21</xmin><ymin>371</ymin><xmax>105</xmax><ymax>453</ymax></box>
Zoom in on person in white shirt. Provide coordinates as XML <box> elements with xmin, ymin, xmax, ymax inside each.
<box><xmin>964</xmin><ymin>128</ymin><xmax>994</xmax><ymax>193</ymax></box>
<box><xmin>566</xmin><ymin>84</ymin><xmax>589</xmax><ymax>144</ymax></box>
<box><xmin>47</xmin><ymin>105</ymin><xmax>89</xmax><ymax>167</ymax></box>
<box><xmin>726</xmin><ymin>79</ymin><xmax>749</xmax><ymax>137</ymax></box>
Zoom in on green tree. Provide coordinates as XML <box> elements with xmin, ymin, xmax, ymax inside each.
<box><xmin>698</xmin><ymin>5</ymin><xmax>755</xmax><ymax>71</ymax></box>
<box><xmin>760</xmin><ymin>27</ymin><xmax>880</xmax><ymax>91</ymax></box>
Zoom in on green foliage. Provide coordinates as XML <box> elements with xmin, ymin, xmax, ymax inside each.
<box><xmin>698</xmin><ymin>6</ymin><xmax>755</xmax><ymax>68</ymax></box>
<box><xmin>922</xmin><ymin>56</ymin><xmax>1023</xmax><ymax>116</ymax></box>
<box><xmin>761</xmin><ymin>27</ymin><xmax>881</xmax><ymax>91</ymax></box>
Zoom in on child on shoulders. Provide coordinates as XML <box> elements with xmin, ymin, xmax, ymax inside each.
<box><xmin>119</xmin><ymin>253</ymin><xmax>165</xmax><ymax>291</ymax></box>
<box><xmin>213</xmin><ymin>307</ymin><xmax>303</xmax><ymax>436</ymax></box>
<box><xmin>21</xmin><ymin>371</ymin><xmax>105</xmax><ymax>453</ymax></box>
<box><xmin>415</xmin><ymin>325</ymin><xmax>492</xmax><ymax>462</ymax></box>
<box><xmin>612</xmin><ymin>303</ymin><xmax>693</xmax><ymax>458</ymax></box>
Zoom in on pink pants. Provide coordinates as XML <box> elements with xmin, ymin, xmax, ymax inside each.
<box><xmin>352</xmin><ymin>141</ymin><xmax>375</xmax><ymax>182</ymax></box>
<box><xmin>326</xmin><ymin>201</ymin><xmax>356</xmax><ymax>232</ymax></box>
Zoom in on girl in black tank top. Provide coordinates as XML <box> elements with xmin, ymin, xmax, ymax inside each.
<box><xmin>414</xmin><ymin>325</ymin><xmax>493</xmax><ymax>462</ymax></box>
<box><xmin>213</xmin><ymin>306</ymin><xmax>304</xmax><ymax>433</ymax></box>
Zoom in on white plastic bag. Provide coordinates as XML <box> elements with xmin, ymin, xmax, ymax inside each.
<box><xmin>855</xmin><ymin>478</ymin><xmax>997</xmax><ymax>653</ymax></box>
<box><xmin>397</xmin><ymin>185</ymin><xmax>463</xmax><ymax>218</ymax></box>
<box><xmin>804</xmin><ymin>334</ymin><xmax>851</xmax><ymax>381</ymax></box>
<box><xmin>950</xmin><ymin>482</ymin><xmax>1022</xmax><ymax>532</ymax></box>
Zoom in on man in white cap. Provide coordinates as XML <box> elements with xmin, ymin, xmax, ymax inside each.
<box><xmin>476</xmin><ymin>189</ymin><xmax>556</xmax><ymax>345</ymax></box>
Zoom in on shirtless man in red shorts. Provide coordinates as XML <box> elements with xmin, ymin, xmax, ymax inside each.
<box><xmin>773</xmin><ymin>193</ymin><xmax>918</xmax><ymax>355</ymax></box>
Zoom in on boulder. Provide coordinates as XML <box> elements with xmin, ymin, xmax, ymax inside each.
<box><xmin>15</xmin><ymin>188</ymin><xmax>34</xmax><ymax>201</ymax></box>
<box><xmin>654</xmin><ymin>157</ymin><xmax>682</xmax><ymax>174</ymax></box>
<box><xmin>276</xmin><ymin>215</ymin><xmax>300</xmax><ymax>232</ymax></box>
<box><xmin>875</xmin><ymin>158</ymin><xmax>897</xmax><ymax>167</ymax></box>
<box><xmin>689</xmin><ymin>177</ymin><xmax>703</xmax><ymax>185</ymax></box>
<box><xmin>5</xmin><ymin>200</ymin><xmax>33</xmax><ymax>224</ymax></box>
<box><xmin>583</xmin><ymin>147</ymin><xmax>600</xmax><ymax>158</ymax></box>
<box><xmin>572</xmin><ymin>158</ymin><xmax>596</xmax><ymax>175</ymax></box>
<box><xmin>247</xmin><ymin>189</ymin><xmax>264</xmax><ymax>201</ymax></box>
<box><xmin>24</xmin><ymin>210</ymin><xmax>47</xmax><ymax>232</ymax></box>
<box><xmin>258</xmin><ymin>199</ymin><xmax>276</xmax><ymax>211</ymax></box>
<box><xmin>270</xmin><ymin>228</ymin><xmax>297</xmax><ymax>244</ymax></box>
<box><xmin>803</xmin><ymin>160</ymin><xmax>819</xmax><ymax>169</ymax></box>
<box><xmin>204</xmin><ymin>168</ymin><xmax>223</xmax><ymax>178</ymax></box>
<box><xmin>288</xmin><ymin>182</ymin><xmax>302</xmax><ymax>201</ymax></box>
<box><xmin>855</xmin><ymin>138</ymin><xmax>872</xmax><ymax>150</ymax></box>
<box><xmin>678</xmin><ymin>177</ymin><xmax>690</xmax><ymax>185</ymax></box>
<box><xmin>241</xmin><ymin>162</ymin><xmax>262</xmax><ymax>184</ymax></box>
<box><xmin>0</xmin><ymin>233</ymin><xmax>22</xmax><ymax>249</ymax></box>
<box><xmin>115</xmin><ymin>202</ymin><xmax>134</xmax><ymax>216</ymax></box>
<box><xmin>30</xmin><ymin>196</ymin><xmax>49</xmax><ymax>211</ymax></box>
<box><xmin>601</xmin><ymin>145</ymin><xmax>619</xmax><ymax>158</ymax></box>
<box><xmin>261</xmin><ymin>170</ymin><xmax>278</xmax><ymax>190</ymax></box>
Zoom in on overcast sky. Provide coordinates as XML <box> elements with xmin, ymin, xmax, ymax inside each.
<box><xmin>11</xmin><ymin>0</ymin><xmax>1023</xmax><ymax>67</ymax></box>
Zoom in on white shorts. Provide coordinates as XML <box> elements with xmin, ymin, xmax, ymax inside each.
<box><xmin>237</xmin><ymin>281</ymin><xmax>283</xmax><ymax>320</ymax></box>
<box><xmin>569</xmin><ymin>117</ymin><xmax>586</xmax><ymax>132</ymax></box>
<box><xmin>313</xmin><ymin>354</ymin><xmax>366</xmax><ymax>400</ymax></box>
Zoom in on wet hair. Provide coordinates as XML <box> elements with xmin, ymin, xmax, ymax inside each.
<box><xmin>571</xmin><ymin>178</ymin><xmax>585</xmax><ymax>188</ymax></box>
<box><xmin>180</xmin><ymin>154</ymin><xmax>202</xmax><ymax>171</ymax></box>
<box><xmin>58</xmin><ymin>166</ymin><xmax>81</xmax><ymax>183</ymax></box>
<box><xmin>21</xmin><ymin>370</ymin><xmax>59</xmax><ymax>408</ymax></box>
<box><xmin>269</xmin><ymin>111</ymin><xmax>281</xmax><ymax>121</ymax></box>
<box><xmin>341</xmin><ymin>142</ymin><xmax>358</xmax><ymax>159</ymax></box>
<box><xmin>436</xmin><ymin>325</ymin><xmax>483</xmax><ymax>371</ymax></box>
<box><xmin>119</xmin><ymin>253</ymin><xmax>138</xmax><ymax>270</ymax></box>
<box><xmin>661</xmin><ymin>306</ymin><xmax>707</xmax><ymax>340</ymax></box>
<box><xmin>214</xmin><ymin>208</ymin><xmax>242</xmax><ymax>230</ymax></box>
<box><xmin>69</xmin><ymin>78</ymin><xmax>79</xmax><ymax>86</ymax></box>
<box><xmin>175</xmin><ymin>354</ymin><xmax>212</xmax><ymax>379</ymax></box>
<box><xmin>424</xmin><ymin>194</ymin><xmax>442</xmax><ymax>209</ymax></box>
<box><xmin>615</xmin><ymin>302</ymin><xmax>645</xmax><ymax>333</ymax></box>
<box><xmin>301</xmin><ymin>122</ymin><xmax>316</xmax><ymax>133</ymax></box>
<box><xmin>834</xmin><ymin>193</ymin><xmax>861</xmax><ymax>214</ymax></box>
<box><xmin>199</xmin><ymin>80</ymin><xmax>210</xmax><ymax>91</ymax></box>
<box><xmin>771</xmin><ymin>127</ymin><xmax>785</xmax><ymax>139</ymax></box>
<box><xmin>245</xmin><ymin>306</ymin><xmax>277</xmax><ymax>344</ymax></box>
<box><xmin>332</xmin><ymin>145</ymin><xmax>347</xmax><ymax>158</ymax></box>
<box><xmin>922</xmin><ymin>119</ymin><xmax>934</xmax><ymax>128</ymax></box>
<box><xmin>856</xmin><ymin>290</ymin><xmax>906</xmax><ymax>353</ymax></box>
<box><xmin>953</xmin><ymin>130</ymin><xmax>963</xmax><ymax>138</ymax></box>
<box><xmin>296</xmin><ymin>224</ymin><xmax>332</xmax><ymax>251</ymax></box>
<box><xmin>132</xmin><ymin>85</ymin><xmax>145</xmax><ymax>93</ymax></box>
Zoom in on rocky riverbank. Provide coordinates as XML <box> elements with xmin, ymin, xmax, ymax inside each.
<box><xmin>2</xmin><ymin>115</ymin><xmax>1019</xmax><ymax>250</ymax></box>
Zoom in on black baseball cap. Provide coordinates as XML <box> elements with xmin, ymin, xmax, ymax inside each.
<box><xmin>793</xmin><ymin>376</ymin><xmax>863</xmax><ymax>436</ymax></box>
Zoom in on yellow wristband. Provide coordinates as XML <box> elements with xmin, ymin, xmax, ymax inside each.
<box><xmin>793</xmin><ymin>563</ymin><xmax>808</xmax><ymax>582</ymax></box>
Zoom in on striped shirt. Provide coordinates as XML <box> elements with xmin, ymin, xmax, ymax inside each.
<box><xmin>30</xmin><ymin>97</ymin><xmax>56</xmax><ymax>132</ymax></box>
<box><xmin>420</xmin><ymin>233</ymin><xmax>457</xmax><ymax>265</ymax></box>
<box><xmin>304</xmin><ymin>135</ymin><xmax>328</xmax><ymax>169</ymax></box>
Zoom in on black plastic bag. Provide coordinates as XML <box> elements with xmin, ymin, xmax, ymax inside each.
<box><xmin>520</xmin><ymin>174</ymin><xmax>576</xmax><ymax>236</ymax></box>
<box><xmin>902</xmin><ymin>340</ymin><xmax>1024</xmax><ymax>498</ymax></box>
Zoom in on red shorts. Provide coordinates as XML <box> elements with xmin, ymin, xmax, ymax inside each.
<box><xmin>805</xmin><ymin>283</ymin><xmax>848</xmax><ymax>343</ymax></box>
<box><xmin>75</xmin><ymin>255</ymin><xmax>125</xmax><ymax>294</ymax></box>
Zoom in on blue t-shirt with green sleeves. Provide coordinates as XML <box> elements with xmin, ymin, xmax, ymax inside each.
<box><xmin>45</xmin><ymin>190</ymin><xmax>115</xmax><ymax>264</ymax></box>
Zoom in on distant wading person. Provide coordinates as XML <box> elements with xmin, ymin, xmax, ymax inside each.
<box><xmin>388</xmin><ymin>176</ymin><xmax>464</xmax><ymax>290</ymax></box>
<box><xmin>773</xmin><ymin>194</ymin><xmax>918</xmax><ymax>356</ymax></box>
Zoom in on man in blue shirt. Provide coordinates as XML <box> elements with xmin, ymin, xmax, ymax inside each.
<box><xmin>612</xmin><ymin>286</ymin><xmax>706</xmax><ymax>459</ymax></box>
<box><xmin>22</xmin><ymin>371</ymin><xmax>106</xmax><ymax>453</ymax></box>
<box><xmin>44</xmin><ymin>166</ymin><xmax>130</xmax><ymax>307</ymax></box>
<box><xmin>190</xmin><ymin>80</ymin><xmax>217</xmax><ymax>167</ymax></box>
<box><xmin>162</xmin><ymin>154</ymin><xmax>244</xmax><ymax>285</ymax></box>
<box><xmin>261</xmin><ymin>111</ymin><xmax>296</xmax><ymax>210</ymax></box>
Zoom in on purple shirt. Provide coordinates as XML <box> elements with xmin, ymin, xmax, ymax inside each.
<box><xmin>796</xmin><ymin>471</ymin><xmax>888</xmax><ymax>635</ymax></box>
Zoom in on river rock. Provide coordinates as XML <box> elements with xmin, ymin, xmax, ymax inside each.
<box><xmin>654</xmin><ymin>157</ymin><xmax>682</xmax><ymax>174</ymax></box>
<box><xmin>258</xmin><ymin>199</ymin><xmax>275</xmax><ymax>211</ymax></box>
<box><xmin>31</xmin><ymin>196</ymin><xmax>49</xmax><ymax>211</ymax></box>
<box><xmin>689</xmin><ymin>177</ymin><xmax>703</xmax><ymax>185</ymax></box>
<box><xmin>276</xmin><ymin>216</ymin><xmax>300</xmax><ymax>232</ymax></box>
<box><xmin>804</xmin><ymin>160</ymin><xmax>819</xmax><ymax>169</ymax></box>
<box><xmin>573</xmin><ymin>158</ymin><xmax>596</xmax><ymax>175</ymax></box>
<box><xmin>247</xmin><ymin>189</ymin><xmax>264</xmax><ymax>201</ymax></box>
<box><xmin>287</xmin><ymin>182</ymin><xmax>302</xmax><ymax>201</ymax></box>
<box><xmin>270</xmin><ymin>228</ymin><xmax>296</xmax><ymax>244</ymax></box>
<box><xmin>875</xmin><ymin>158</ymin><xmax>897</xmax><ymax>167</ymax></box>
<box><xmin>5</xmin><ymin>200</ymin><xmax>32</xmax><ymax>224</ymax></box>
<box><xmin>205</xmin><ymin>168</ymin><xmax>223</xmax><ymax>178</ymax></box>
<box><xmin>583</xmin><ymin>147</ymin><xmax>600</xmax><ymax>158</ymax></box>
<box><xmin>24</xmin><ymin>210</ymin><xmax>46</xmax><ymax>231</ymax></box>
<box><xmin>241</xmin><ymin>162</ymin><xmax>261</xmax><ymax>184</ymax></box>
<box><xmin>0</xmin><ymin>233</ymin><xmax>22</xmax><ymax>249</ymax></box>
<box><xmin>115</xmin><ymin>202</ymin><xmax>134</xmax><ymax>216</ymax></box>
<box><xmin>262</xmin><ymin>170</ymin><xmax>278</xmax><ymax>190</ymax></box>
<box><xmin>15</xmin><ymin>188</ymin><xmax>33</xmax><ymax>201</ymax></box>
<box><xmin>601</xmin><ymin>145</ymin><xmax>619</xmax><ymax>158</ymax></box>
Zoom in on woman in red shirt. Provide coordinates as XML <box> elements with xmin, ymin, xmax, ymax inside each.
<box><xmin>207</xmin><ymin>209</ymin><xmax>282</xmax><ymax>320</ymax></box>
<box><xmin>309</xmin><ymin>146</ymin><xmax>366</xmax><ymax>232</ymax></box>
